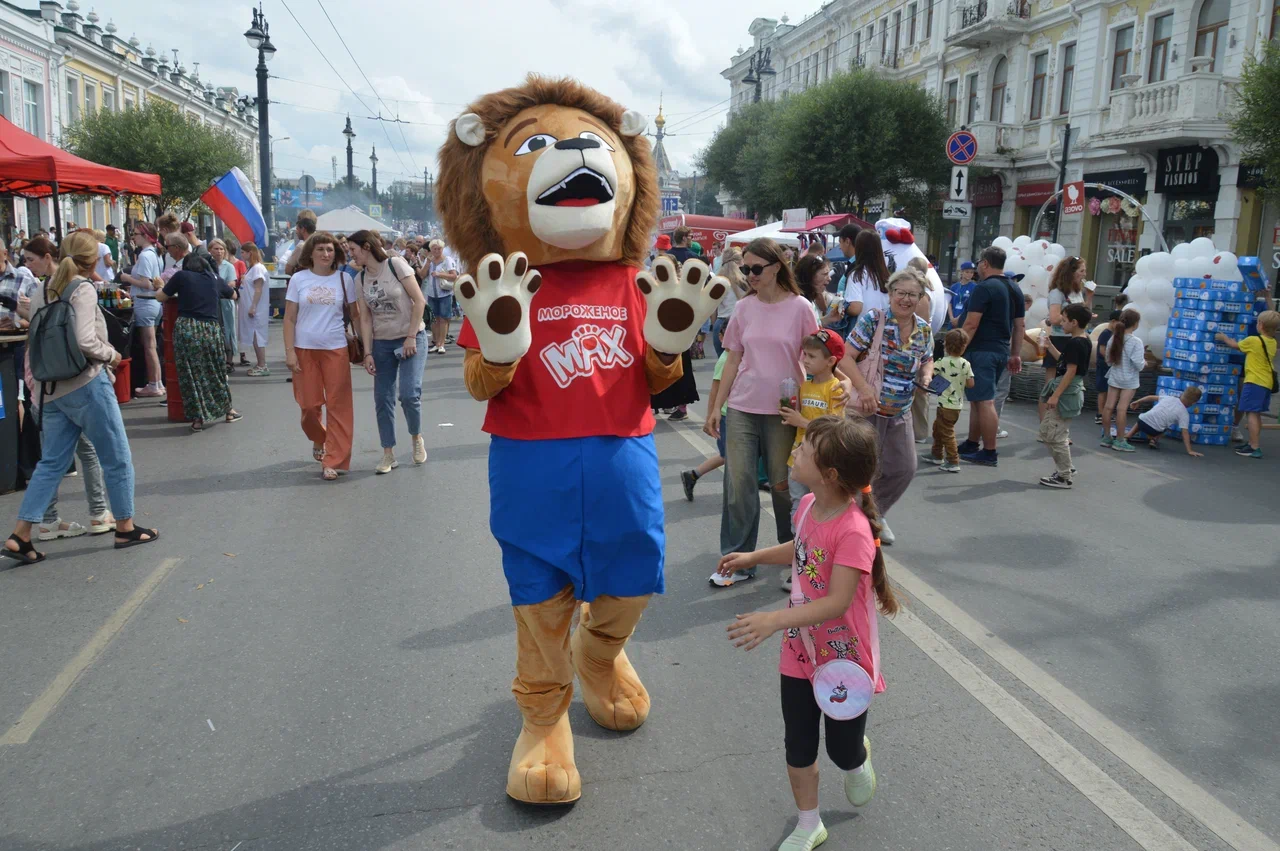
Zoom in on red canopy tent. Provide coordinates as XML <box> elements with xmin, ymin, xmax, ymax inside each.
<box><xmin>0</xmin><ymin>116</ymin><xmax>160</xmax><ymax>235</ymax></box>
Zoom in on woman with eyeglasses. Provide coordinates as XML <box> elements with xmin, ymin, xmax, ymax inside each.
<box><xmin>705</xmin><ymin>238</ymin><xmax>820</xmax><ymax>587</ymax></box>
<box><xmin>836</xmin><ymin>269</ymin><xmax>934</xmax><ymax>545</ymax></box>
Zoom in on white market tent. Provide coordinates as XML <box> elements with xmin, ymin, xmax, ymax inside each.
<box><xmin>315</xmin><ymin>205</ymin><xmax>400</xmax><ymax>238</ymax></box>
<box><xmin>723</xmin><ymin>220</ymin><xmax>801</xmax><ymax>248</ymax></box>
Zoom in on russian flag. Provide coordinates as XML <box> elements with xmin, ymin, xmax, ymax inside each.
<box><xmin>200</xmin><ymin>167</ymin><xmax>267</xmax><ymax>248</ymax></box>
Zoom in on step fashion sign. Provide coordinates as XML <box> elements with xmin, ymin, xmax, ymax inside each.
<box><xmin>1155</xmin><ymin>146</ymin><xmax>1220</xmax><ymax>195</ymax></box>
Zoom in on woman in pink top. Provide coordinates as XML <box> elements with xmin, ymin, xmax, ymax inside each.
<box><xmin>705</xmin><ymin>238</ymin><xmax>819</xmax><ymax>586</ymax></box>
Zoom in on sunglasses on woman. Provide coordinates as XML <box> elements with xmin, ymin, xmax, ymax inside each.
<box><xmin>744</xmin><ymin>261</ymin><xmax>778</xmax><ymax>276</ymax></box>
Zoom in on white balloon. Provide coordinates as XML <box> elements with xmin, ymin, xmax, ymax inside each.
<box><xmin>1013</xmin><ymin>235</ymin><xmax>1032</xmax><ymax>247</ymax></box>
<box><xmin>1125</xmin><ymin>276</ymin><xmax>1148</xmax><ymax>302</ymax></box>
<box><xmin>1145</xmin><ymin>324</ymin><xmax>1168</xmax><ymax>350</ymax></box>
<box><xmin>1144</xmin><ymin>302</ymin><xmax>1171</xmax><ymax>327</ymax></box>
<box><xmin>1004</xmin><ymin>254</ymin><xmax>1028</xmax><ymax>278</ymax></box>
<box><xmin>1189</xmin><ymin>236</ymin><xmax>1217</xmax><ymax>258</ymax></box>
<box><xmin>1146</xmin><ymin>277</ymin><xmax>1175</xmax><ymax>306</ymax></box>
<box><xmin>1211</xmin><ymin>251</ymin><xmax>1244</xmax><ymax>281</ymax></box>
<box><xmin>1023</xmin><ymin>265</ymin><xmax>1050</xmax><ymax>297</ymax></box>
<box><xmin>1135</xmin><ymin>254</ymin><xmax>1153</xmax><ymax>277</ymax></box>
<box><xmin>1023</xmin><ymin>242</ymin><xmax>1046</xmax><ymax>264</ymax></box>
<box><xmin>1049</xmin><ymin>243</ymin><xmax>1066</xmax><ymax>259</ymax></box>
<box><xmin>1172</xmin><ymin>257</ymin><xmax>1195</xmax><ymax>280</ymax></box>
<box><xmin>1171</xmin><ymin>242</ymin><xmax>1195</xmax><ymax>260</ymax></box>
<box><xmin>1188</xmin><ymin>256</ymin><xmax>1215</xmax><ymax>280</ymax></box>
<box><xmin>1027</xmin><ymin>297</ymin><xmax>1049</xmax><ymax>328</ymax></box>
<box><xmin>1148</xmin><ymin>252</ymin><xmax>1175</xmax><ymax>280</ymax></box>
<box><xmin>992</xmin><ymin>236</ymin><xmax>1015</xmax><ymax>251</ymax></box>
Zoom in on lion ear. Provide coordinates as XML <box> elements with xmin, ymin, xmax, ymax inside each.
<box><xmin>620</xmin><ymin>110</ymin><xmax>647</xmax><ymax>137</ymax></box>
<box><xmin>454</xmin><ymin>113</ymin><xmax>486</xmax><ymax>147</ymax></box>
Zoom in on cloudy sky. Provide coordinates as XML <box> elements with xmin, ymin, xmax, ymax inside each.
<box><xmin>102</xmin><ymin>0</ymin><xmax>795</xmax><ymax>189</ymax></box>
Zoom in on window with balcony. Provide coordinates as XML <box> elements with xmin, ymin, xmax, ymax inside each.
<box><xmin>23</xmin><ymin>80</ymin><xmax>42</xmax><ymax>137</ymax></box>
<box><xmin>893</xmin><ymin>11</ymin><xmax>902</xmax><ymax>56</ymax></box>
<box><xmin>1111</xmin><ymin>25</ymin><xmax>1134</xmax><ymax>90</ymax></box>
<box><xmin>853</xmin><ymin>31</ymin><xmax>862</xmax><ymax>64</ymax></box>
<box><xmin>1272</xmin><ymin>0</ymin><xmax>1278</xmax><ymax>39</ymax></box>
<box><xmin>1194</xmin><ymin>0</ymin><xmax>1228</xmax><ymax>72</ymax></box>
<box><xmin>1059</xmin><ymin>43</ymin><xmax>1075</xmax><ymax>114</ymax></box>
<box><xmin>926</xmin><ymin>0</ymin><xmax>934</xmax><ymax>38</ymax></box>
<box><xmin>966</xmin><ymin>73</ymin><xmax>979</xmax><ymax>123</ymax></box>
<box><xmin>946</xmin><ymin>79</ymin><xmax>958</xmax><ymax>126</ymax></box>
<box><xmin>879</xmin><ymin>19</ymin><xmax>887</xmax><ymax>57</ymax></box>
<box><xmin>1029</xmin><ymin>52</ymin><xmax>1048</xmax><ymax>119</ymax></box>
<box><xmin>989</xmin><ymin>57</ymin><xmax>1007</xmax><ymax>122</ymax></box>
<box><xmin>65</xmin><ymin>75</ymin><xmax>80</xmax><ymax>124</ymax></box>
<box><xmin>908</xmin><ymin>3</ymin><xmax>917</xmax><ymax>45</ymax></box>
<box><xmin>1148</xmin><ymin>13</ymin><xmax>1173</xmax><ymax>81</ymax></box>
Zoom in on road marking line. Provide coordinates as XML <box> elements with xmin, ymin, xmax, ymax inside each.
<box><xmin>888</xmin><ymin>560</ymin><xmax>1277</xmax><ymax>851</ymax></box>
<box><xmin>0</xmin><ymin>557</ymin><xmax>182</xmax><ymax>747</ymax></box>
<box><xmin>663</xmin><ymin>418</ymin><xmax>1274</xmax><ymax>851</ymax></box>
<box><xmin>892</xmin><ymin>607</ymin><xmax>1197</xmax><ymax>851</ymax></box>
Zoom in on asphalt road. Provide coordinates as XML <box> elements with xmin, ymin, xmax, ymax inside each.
<box><xmin>0</xmin><ymin>340</ymin><xmax>1275</xmax><ymax>851</ymax></box>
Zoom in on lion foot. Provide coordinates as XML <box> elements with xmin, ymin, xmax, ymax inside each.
<box><xmin>572</xmin><ymin>628</ymin><xmax>651</xmax><ymax>731</ymax></box>
<box><xmin>506</xmin><ymin>714</ymin><xmax>581</xmax><ymax>805</ymax></box>
<box><xmin>636</xmin><ymin>256</ymin><xmax>727</xmax><ymax>355</ymax></box>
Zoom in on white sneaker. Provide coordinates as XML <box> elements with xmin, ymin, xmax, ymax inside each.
<box><xmin>781</xmin><ymin>572</ymin><xmax>793</xmax><ymax>592</ymax></box>
<box><xmin>878</xmin><ymin>520</ymin><xmax>894</xmax><ymax>545</ymax></box>
<box><xmin>844</xmin><ymin>736</ymin><xmax>877</xmax><ymax>806</ymax></box>
<box><xmin>412</xmin><ymin>435</ymin><xmax>428</xmax><ymax>465</ymax></box>
<box><xmin>1232</xmin><ymin>429</ymin><xmax>1247</xmax><ymax>444</ymax></box>
<box><xmin>996</xmin><ymin>429</ymin><xmax>1009</xmax><ymax>439</ymax></box>
<box><xmin>709</xmin><ymin>568</ymin><xmax>757</xmax><ymax>587</ymax></box>
<box><xmin>375</xmin><ymin>454</ymin><xmax>399</xmax><ymax>475</ymax></box>
<box><xmin>779</xmin><ymin>820</ymin><xmax>828</xmax><ymax>851</ymax></box>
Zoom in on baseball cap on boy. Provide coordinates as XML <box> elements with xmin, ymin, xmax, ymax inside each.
<box><xmin>959</xmin><ymin>260</ymin><xmax>975</xmax><ymax>270</ymax></box>
<box><xmin>810</xmin><ymin>329</ymin><xmax>846</xmax><ymax>361</ymax></box>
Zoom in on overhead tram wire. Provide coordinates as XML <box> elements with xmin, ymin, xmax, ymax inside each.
<box><xmin>314</xmin><ymin>0</ymin><xmax>418</xmax><ymax>172</ymax></box>
<box><xmin>278</xmin><ymin>0</ymin><xmax>417</xmax><ymax>177</ymax></box>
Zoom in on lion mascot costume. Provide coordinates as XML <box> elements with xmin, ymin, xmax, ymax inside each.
<box><xmin>435</xmin><ymin>75</ymin><xmax>727</xmax><ymax>806</ymax></box>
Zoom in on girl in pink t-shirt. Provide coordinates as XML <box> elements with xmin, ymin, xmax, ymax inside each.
<box><xmin>718</xmin><ymin>415</ymin><xmax>899</xmax><ymax>851</ymax></box>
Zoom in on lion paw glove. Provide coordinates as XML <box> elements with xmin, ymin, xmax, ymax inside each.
<box><xmin>455</xmin><ymin>252</ymin><xmax>543</xmax><ymax>364</ymax></box>
<box><xmin>635</xmin><ymin>257</ymin><xmax>727</xmax><ymax>356</ymax></box>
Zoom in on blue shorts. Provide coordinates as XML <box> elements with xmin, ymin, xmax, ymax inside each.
<box><xmin>1239</xmin><ymin>382</ymin><xmax>1272</xmax><ymax>413</ymax></box>
<box><xmin>1095</xmin><ymin>366</ymin><xmax>1110</xmax><ymax>393</ymax></box>
<box><xmin>490</xmin><ymin>434</ymin><xmax>665</xmax><ymax>606</ymax></box>
<box><xmin>132</xmin><ymin>297</ymin><xmax>162</xmax><ymax>327</ymax></box>
<box><xmin>428</xmin><ymin>294</ymin><xmax>453</xmax><ymax>320</ymax></box>
<box><xmin>1136</xmin><ymin>418</ymin><xmax>1165</xmax><ymax>438</ymax></box>
<box><xmin>965</xmin><ymin>349</ymin><xmax>1007</xmax><ymax>402</ymax></box>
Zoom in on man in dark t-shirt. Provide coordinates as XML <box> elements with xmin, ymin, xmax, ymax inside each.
<box><xmin>956</xmin><ymin>246</ymin><xmax>1025</xmax><ymax>466</ymax></box>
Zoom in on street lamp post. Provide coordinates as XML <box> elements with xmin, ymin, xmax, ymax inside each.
<box><xmin>243</xmin><ymin>5</ymin><xmax>277</xmax><ymax>259</ymax></box>
<box><xmin>268</xmin><ymin>135</ymin><xmax>290</xmax><ymax>191</ymax></box>
<box><xmin>740</xmin><ymin>46</ymin><xmax>777</xmax><ymax>104</ymax></box>
<box><xmin>343</xmin><ymin>117</ymin><xmax>356</xmax><ymax>192</ymax></box>
<box><xmin>370</xmin><ymin>146</ymin><xmax>378</xmax><ymax>198</ymax></box>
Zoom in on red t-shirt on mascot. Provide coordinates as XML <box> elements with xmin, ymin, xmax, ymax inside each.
<box><xmin>457</xmin><ymin>261</ymin><xmax>656</xmax><ymax>441</ymax></box>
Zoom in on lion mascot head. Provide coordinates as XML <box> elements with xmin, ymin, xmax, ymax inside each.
<box><xmin>436</xmin><ymin>75</ymin><xmax>659</xmax><ymax>272</ymax></box>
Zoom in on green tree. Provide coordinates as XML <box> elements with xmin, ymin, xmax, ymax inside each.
<box><xmin>680</xmin><ymin>180</ymin><xmax>723</xmax><ymax>216</ymax></box>
<box><xmin>699</xmin><ymin>70</ymin><xmax>950</xmax><ymax>222</ymax></box>
<box><xmin>61</xmin><ymin>99</ymin><xmax>249</xmax><ymax>214</ymax></box>
<box><xmin>1231</xmin><ymin>41</ymin><xmax>1280</xmax><ymax>190</ymax></box>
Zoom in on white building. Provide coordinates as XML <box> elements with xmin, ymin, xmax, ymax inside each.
<box><xmin>0</xmin><ymin>1</ymin><xmax>263</xmax><ymax>239</ymax></box>
<box><xmin>723</xmin><ymin>0</ymin><xmax>1280</xmax><ymax>288</ymax></box>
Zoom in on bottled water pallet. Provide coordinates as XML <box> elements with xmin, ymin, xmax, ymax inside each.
<box><xmin>1168</xmin><ymin>317</ymin><xmax>1252</xmax><ymax>334</ymax></box>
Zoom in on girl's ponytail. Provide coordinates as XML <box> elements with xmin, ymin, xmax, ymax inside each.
<box><xmin>49</xmin><ymin>231</ymin><xmax>99</xmax><ymax>297</ymax></box>
<box><xmin>857</xmin><ymin>489</ymin><xmax>899</xmax><ymax>615</ymax></box>
<box><xmin>1107</xmin><ymin>318</ymin><xmax>1125</xmax><ymax>366</ymax></box>
<box><xmin>47</xmin><ymin>255</ymin><xmax>82</xmax><ymax>298</ymax></box>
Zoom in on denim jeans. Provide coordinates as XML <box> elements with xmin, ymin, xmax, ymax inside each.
<box><xmin>41</xmin><ymin>430</ymin><xmax>108</xmax><ymax>524</ymax></box>
<box><xmin>372</xmin><ymin>330</ymin><xmax>428</xmax><ymax>448</ymax></box>
<box><xmin>720</xmin><ymin>408</ymin><xmax>796</xmax><ymax>555</ymax></box>
<box><xmin>19</xmin><ymin>371</ymin><xmax>135</xmax><ymax>524</ymax></box>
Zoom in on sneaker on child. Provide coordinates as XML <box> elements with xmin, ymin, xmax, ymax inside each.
<box><xmin>844</xmin><ymin>736</ymin><xmax>877</xmax><ymax>806</ymax></box>
<box><xmin>709</xmin><ymin>567</ymin><xmax>757</xmax><ymax>587</ymax></box>
<box><xmin>1039</xmin><ymin>471</ymin><xmax>1073</xmax><ymax>489</ymax></box>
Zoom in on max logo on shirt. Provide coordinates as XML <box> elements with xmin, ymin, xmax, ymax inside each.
<box><xmin>540</xmin><ymin>324</ymin><xmax>634</xmax><ymax>389</ymax></box>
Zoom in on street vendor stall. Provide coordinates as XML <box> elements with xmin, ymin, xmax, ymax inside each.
<box><xmin>656</xmin><ymin>214</ymin><xmax>755</xmax><ymax>257</ymax></box>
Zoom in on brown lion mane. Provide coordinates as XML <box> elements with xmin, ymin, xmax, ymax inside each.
<box><xmin>435</xmin><ymin>74</ymin><xmax>659</xmax><ymax>272</ymax></box>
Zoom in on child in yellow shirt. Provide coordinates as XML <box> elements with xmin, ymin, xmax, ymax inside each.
<box><xmin>782</xmin><ymin>330</ymin><xmax>847</xmax><ymax>529</ymax></box>
<box><xmin>1218</xmin><ymin>309</ymin><xmax>1279</xmax><ymax>459</ymax></box>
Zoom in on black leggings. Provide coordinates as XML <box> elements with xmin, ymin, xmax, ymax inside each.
<box><xmin>781</xmin><ymin>674</ymin><xmax>868</xmax><ymax>770</ymax></box>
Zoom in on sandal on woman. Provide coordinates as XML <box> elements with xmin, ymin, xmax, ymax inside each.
<box><xmin>114</xmin><ymin>527</ymin><xmax>160</xmax><ymax>550</ymax></box>
<box><xmin>226</xmin><ymin>410</ymin><xmax>243</xmax><ymax>423</ymax></box>
<box><xmin>89</xmin><ymin>513</ymin><xmax>117</xmax><ymax>535</ymax></box>
<box><xmin>322</xmin><ymin>467</ymin><xmax>339</xmax><ymax>481</ymax></box>
<box><xmin>2</xmin><ymin>534</ymin><xmax>46</xmax><ymax>564</ymax></box>
<box><xmin>190</xmin><ymin>420</ymin><xmax>204</xmax><ymax>433</ymax></box>
<box><xmin>239</xmin><ymin>354</ymin><xmax>250</xmax><ymax>366</ymax></box>
<box><xmin>312</xmin><ymin>445</ymin><xmax>326</xmax><ymax>461</ymax></box>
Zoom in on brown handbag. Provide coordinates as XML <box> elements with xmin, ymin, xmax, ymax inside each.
<box><xmin>339</xmin><ymin>271</ymin><xmax>364</xmax><ymax>364</ymax></box>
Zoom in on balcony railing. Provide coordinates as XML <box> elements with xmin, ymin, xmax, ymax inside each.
<box><xmin>1104</xmin><ymin>72</ymin><xmax>1237</xmax><ymax>134</ymax></box>
<box><xmin>948</xmin><ymin>0</ymin><xmax>1032</xmax><ymax>47</ymax></box>
<box><xmin>881</xmin><ymin>50</ymin><xmax>901</xmax><ymax>69</ymax></box>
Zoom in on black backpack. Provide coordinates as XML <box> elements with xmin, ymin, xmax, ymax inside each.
<box><xmin>28</xmin><ymin>278</ymin><xmax>91</xmax><ymax>400</ymax></box>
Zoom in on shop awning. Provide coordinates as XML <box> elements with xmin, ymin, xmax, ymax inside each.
<box><xmin>0</xmin><ymin>116</ymin><xmax>161</xmax><ymax>197</ymax></box>
<box><xmin>780</xmin><ymin>213</ymin><xmax>872</xmax><ymax>233</ymax></box>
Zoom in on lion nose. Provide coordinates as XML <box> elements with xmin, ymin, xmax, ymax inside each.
<box><xmin>554</xmin><ymin>137</ymin><xmax>601</xmax><ymax>151</ymax></box>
